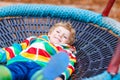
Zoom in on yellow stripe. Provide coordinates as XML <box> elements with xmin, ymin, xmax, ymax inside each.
<box><xmin>37</xmin><ymin>55</ymin><xmax>50</xmax><ymax>62</ymax></box>
<box><xmin>68</xmin><ymin>68</ymin><xmax>72</xmax><ymax>75</ymax></box>
<box><xmin>21</xmin><ymin>52</ymin><xmax>50</xmax><ymax>62</ymax></box>
<box><xmin>21</xmin><ymin>52</ymin><xmax>36</xmax><ymax>59</ymax></box>
<box><xmin>70</xmin><ymin>59</ymin><xmax>76</xmax><ymax>62</ymax></box>
<box><xmin>21</xmin><ymin>43</ymin><xmax>28</xmax><ymax>49</ymax></box>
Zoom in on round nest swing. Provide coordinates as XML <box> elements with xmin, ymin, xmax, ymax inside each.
<box><xmin>0</xmin><ymin>0</ymin><xmax>120</xmax><ymax>80</ymax></box>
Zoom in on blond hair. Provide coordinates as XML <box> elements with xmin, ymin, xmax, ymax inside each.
<box><xmin>48</xmin><ymin>22</ymin><xmax>76</xmax><ymax>45</ymax></box>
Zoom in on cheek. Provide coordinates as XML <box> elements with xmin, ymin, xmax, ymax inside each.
<box><xmin>48</xmin><ymin>32</ymin><xmax>54</xmax><ymax>38</ymax></box>
<box><xmin>62</xmin><ymin>38</ymin><xmax>69</xmax><ymax>43</ymax></box>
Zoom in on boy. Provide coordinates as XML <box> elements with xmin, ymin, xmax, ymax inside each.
<box><xmin>0</xmin><ymin>22</ymin><xmax>76</xmax><ymax>80</ymax></box>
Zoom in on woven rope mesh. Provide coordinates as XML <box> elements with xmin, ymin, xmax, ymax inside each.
<box><xmin>0</xmin><ymin>17</ymin><xmax>119</xmax><ymax>80</ymax></box>
<box><xmin>71</xmin><ymin>23</ymin><xmax>119</xmax><ymax>79</ymax></box>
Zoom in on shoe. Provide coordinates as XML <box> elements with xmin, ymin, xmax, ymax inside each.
<box><xmin>0</xmin><ymin>65</ymin><xmax>12</xmax><ymax>80</ymax></box>
<box><xmin>31</xmin><ymin>52</ymin><xmax>69</xmax><ymax>80</ymax></box>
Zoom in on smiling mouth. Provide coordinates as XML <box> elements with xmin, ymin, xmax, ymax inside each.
<box><xmin>55</xmin><ymin>37</ymin><xmax>61</xmax><ymax>42</ymax></box>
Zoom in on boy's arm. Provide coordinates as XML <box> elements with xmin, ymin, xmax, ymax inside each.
<box><xmin>0</xmin><ymin>36</ymin><xmax>37</xmax><ymax>62</ymax></box>
<box><xmin>61</xmin><ymin>52</ymin><xmax>76</xmax><ymax>80</ymax></box>
<box><xmin>56</xmin><ymin>45</ymin><xmax>76</xmax><ymax>80</ymax></box>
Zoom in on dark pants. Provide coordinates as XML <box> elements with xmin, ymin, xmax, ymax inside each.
<box><xmin>7</xmin><ymin>61</ymin><xmax>42</xmax><ymax>80</ymax></box>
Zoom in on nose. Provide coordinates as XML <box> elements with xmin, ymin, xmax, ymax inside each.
<box><xmin>58</xmin><ymin>33</ymin><xmax>63</xmax><ymax>37</ymax></box>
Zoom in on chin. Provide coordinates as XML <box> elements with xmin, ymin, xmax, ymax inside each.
<box><xmin>54</xmin><ymin>42</ymin><xmax>60</xmax><ymax>44</ymax></box>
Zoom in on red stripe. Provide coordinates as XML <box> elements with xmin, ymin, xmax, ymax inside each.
<box><xmin>38</xmin><ymin>49</ymin><xmax>51</xmax><ymax>57</ymax></box>
<box><xmin>26</xmin><ymin>47</ymin><xmax>51</xmax><ymax>58</ymax></box>
<box><xmin>27</xmin><ymin>47</ymin><xmax>37</xmax><ymax>54</ymax></box>
<box><xmin>56</xmin><ymin>46</ymin><xmax>63</xmax><ymax>51</ymax></box>
<box><xmin>22</xmin><ymin>40</ymin><xmax>29</xmax><ymax>46</ymax></box>
<box><xmin>5</xmin><ymin>47</ymin><xmax>15</xmax><ymax>58</ymax></box>
<box><xmin>68</xmin><ymin>65</ymin><xmax>74</xmax><ymax>71</ymax></box>
<box><xmin>69</xmin><ymin>53</ymin><xmax>76</xmax><ymax>59</ymax></box>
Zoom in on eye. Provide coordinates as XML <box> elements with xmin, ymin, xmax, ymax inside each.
<box><xmin>63</xmin><ymin>36</ymin><xmax>67</xmax><ymax>39</ymax></box>
<box><xmin>56</xmin><ymin>31</ymin><xmax>60</xmax><ymax>33</ymax></box>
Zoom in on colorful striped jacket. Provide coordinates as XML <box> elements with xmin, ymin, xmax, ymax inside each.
<box><xmin>2</xmin><ymin>35</ymin><xmax>76</xmax><ymax>80</ymax></box>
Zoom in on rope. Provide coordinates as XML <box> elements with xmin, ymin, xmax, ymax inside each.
<box><xmin>0</xmin><ymin>4</ymin><xmax>120</xmax><ymax>36</ymax></box>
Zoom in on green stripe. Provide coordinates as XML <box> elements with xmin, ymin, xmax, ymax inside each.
<box><xmin>44</xmin><ymin>42</ymin><xmax>57</xmax><ymax>55</ymax></box>
<box><xmin>12</xmin><ymin>43</ymin><xmax>22</xmax><ymax>55</ymax></box>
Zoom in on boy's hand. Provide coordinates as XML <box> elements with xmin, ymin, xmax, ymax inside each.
<box><xmin>55</xmin><ymin>77</ymin><xmax>63</xmax><ymax>80</ymax></box>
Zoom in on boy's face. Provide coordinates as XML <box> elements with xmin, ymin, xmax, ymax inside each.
<box><xmin>48</xmin><ymin>26</ymin><xmax>70</xmax><ymax>44</ymax></box>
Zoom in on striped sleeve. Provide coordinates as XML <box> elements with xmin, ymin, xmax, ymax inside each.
<box><xmin>56</xmin><ymin>44</ymin><xmax>76</xmax><ymax>80</ymax></box>
<box><xmin>62</xmin><ymin>51</ymin><xmax>76</xmax><ymax>80</ymax></box>
<box><xmin>2</xmin><ymin>36</ymin><xmax>37</xmax><ymax>61</ymax></box>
